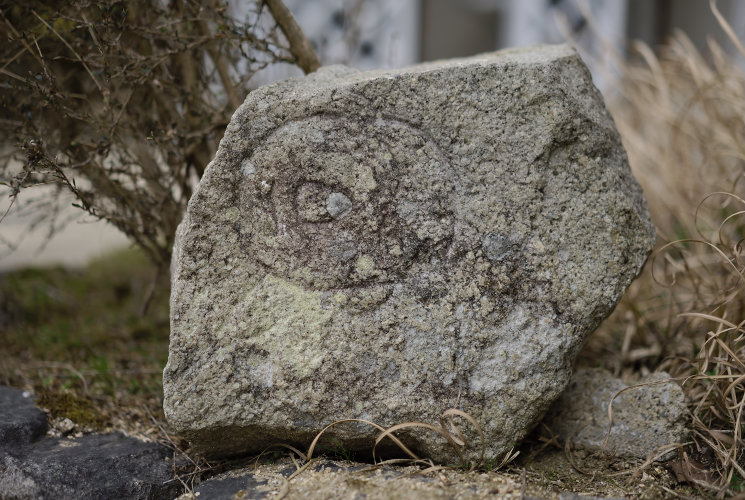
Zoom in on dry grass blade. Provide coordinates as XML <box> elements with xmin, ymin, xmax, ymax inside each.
<box><xmin>604</xmin><ymin>21</ymin><xmax>745</xmax><ymax>489</ymax></box>
<box><xmin>141</xmin><ymin>404</ymin><xmax>211</xmax><ymax>495</ymax></box>
<box><xmin>710</xmin><ymin>0</ymin><xmax>745</xmax><ymax>58</ymax></box>
<box><xmin>228</xmin><ymin>411</ymin><xmax>490</xmax><ymax>497</ymax></box>
<box><xmin>373</xmin><ymin>408</ymin><xmax>486</xmax><ymax>470</ymax></box>
<box><xmin>601</xmin><ymin>377</ymin><xmax>686</xmax><ymax>451</ymax></box>
<box><xmin>563</xmin><ymin>436</ymin><xmax>595</xmax><ymax>477</ymax></box>
<box><xmin>286</xmin><ymin>460</ymin><xmax>315</xmax><ymax>481</ymax></box>
<box><xmin>305</xmin><ymin>418</ymin><xmax>418</xmax><ymax>463</ymax></box>
<box><xmin>441</xmin><ymin>408</ymin><xmax>486</xmax><ymax>468</ymax></box>
<box><xmin>494</xmin><ymin>447</ymin><xmax>520</xmax><ymax>470</ymax></box>
<box><xmin>252</xmin><ymin>443</ymin><xmax>308</xmax><ymax>467</ymax></box>
<box><xmin>301</xmin><ymin>407</ymin><xmax>486</xmax><ymax>470</ymax></box>
<box><xmin>623</xmin><ymin>443</ymin><xmax>687</xmax><ymax>480</ymax></box>
<box><xmin>373</xmin><ymin>421</ymin><xmax>447</xmax><ymax>460</ymax></box>
<box><xmin>245</xmin><ymin>406</ymin><xmax>489</xmax><ymax>491</ymax></box>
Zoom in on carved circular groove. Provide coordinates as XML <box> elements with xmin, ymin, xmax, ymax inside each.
<box><xmin>237</xmin><ymin>115</ymin><xmax>456</xmax><ymax>290</ymax></box>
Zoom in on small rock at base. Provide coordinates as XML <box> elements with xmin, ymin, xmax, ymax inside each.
<box><xmin>0</xmin><ymin>386</ymin><xmax>47</xmax><ymax>449</ymax></box>
<box><xmin>0</xmin><ymin>432</ymin><xmax>179</xmax><ymax>500</ymax></box>
<box><xmin>0</xmin><ymin>385</ymin><xmax>179</xmax><ymax>500</ymax></box>
<box><xmin>543</xmin><ymin>368</ymin><xmax>688</xmax><ymax>460</ymax></box>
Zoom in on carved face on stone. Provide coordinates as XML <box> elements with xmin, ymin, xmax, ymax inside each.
<box><xmin>237</xmin><ymin>115</ymin><xmax>455</xmax><ymax>291</ymax></box>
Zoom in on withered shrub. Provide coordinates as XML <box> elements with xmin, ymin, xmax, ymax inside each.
<box><xmin>0</xmin><ymin>0</ymin><xmax>303</xmax><ymax>271</ymax></box>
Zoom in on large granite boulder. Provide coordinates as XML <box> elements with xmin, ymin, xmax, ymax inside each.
<box><xmin>164</xmin><ymin>45</ymin><xmax>656</xmax><ymax>463</ymax></box>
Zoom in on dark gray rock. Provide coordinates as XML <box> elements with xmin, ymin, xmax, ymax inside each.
<box><xmin>559</xmin><ymin>494</ymin><xmax>627</xmax><ymax>500</ymax></box>
<box><xmin>0</xmin><ymin>385</ymin><xmax>180</xmax><ymax>500</ymax></box>
<box><xmin>0</xmin><ymin>433</ymin><xmax>179</xmax><ymax>500</ymax></box>
<box><xmin>0</xmin><ymin>432</ymin><xmax>179</xmax><ymax>500</ymax></box>
<box><xmin>0</xmin><ymin>387</ymin><xmax>47</xmax><ymax>450</ymax></box>
<box><xmin>193</xmin><ymin>474</ymin><xmax>268</xmax><ymax>500</ymax></box>
<box><xmin>544</xmin><ymin>368</ymin><xmax>688</xmax><ymax>460</ymax></box>
<box><xmin>0</xmin><ymin>387</ymin><xmax>180</xmax><ymax>500</ymax></box>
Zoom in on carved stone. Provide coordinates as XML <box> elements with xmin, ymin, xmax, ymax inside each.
<box><xmin>164</xmin><ymin>45</ymin><xmax>656</xmax><ymax>463</ymax></box>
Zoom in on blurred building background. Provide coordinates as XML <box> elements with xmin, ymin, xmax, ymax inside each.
<box><xmin>2</xmin><ymin>0</ymin><xmax>744</xmax><ymax>270</ymax></box>
<box><xmin>258</xmin><ymin>0</ymin><xmax>745</xmax><ymax>92</ymax></box>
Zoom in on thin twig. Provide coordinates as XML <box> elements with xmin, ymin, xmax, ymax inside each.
<box><xmin>31</xmin><ymin>10</ymin><xmax>104</xmax><ymax>95</ymax></box>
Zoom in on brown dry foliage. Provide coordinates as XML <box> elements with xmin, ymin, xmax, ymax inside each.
<box><xmin>0</xmin><ymin>0</ymin><xmax>304</xmax><ymax>271</ymax></box>
<box><xmin>596</xmin><ymin>10</ymin><xmax>745</xmax><ymax>495</ymax></box>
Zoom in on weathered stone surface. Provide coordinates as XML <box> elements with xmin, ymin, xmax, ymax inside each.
<box><xmin>543</xmin><ymin>369</ymin><xmax>688</xmax><ymax>460</ymax></box>
<box><xmin>0</xmin><ymin>432</ymin><xmax>179</xmax><ymax>500</ymax></box>
<box><xmin>164</xmin><ymin>45</ymin><xmax>655</xmax><ymax>463</ymax></box>
<box><xmin>0</xmin><ymin>387</ymin><xmax>47</xmax><ymax>450</ymax></box>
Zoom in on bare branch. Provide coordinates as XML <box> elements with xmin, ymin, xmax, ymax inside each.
<box><xmin>263</xmin><ymin>0</ymin><xmax>321</xmax><ymax>74</ymax></box>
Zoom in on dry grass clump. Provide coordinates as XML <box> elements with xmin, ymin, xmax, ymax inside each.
<box><xmin>592</xmin><ymin>11</ymin><xmax>745</xmax><ymax>496</ymax></box>
<box><xmin>613</xmin><ymin>38</ymin><xmax>745</xmax><ymax>242</ymax></box>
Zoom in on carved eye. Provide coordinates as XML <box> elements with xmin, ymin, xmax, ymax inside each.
<box><xmin>296</xmin><ymin>182</ymin><xmax>332</xmax><ymax>222</ymax></box>
<box><xmin>296</xmin><ymin>183</ymin><xmax>352</xmax><ymax>223</ymax></box>
<box><xmin>238</xmin><ymin>115</ymin><xmax>455</xmax><ymax>290</ymax></box>
<box><xmin>325</xmin><ymin>192</ymin><xmax>352</xmax><ymax>219</ymax></box>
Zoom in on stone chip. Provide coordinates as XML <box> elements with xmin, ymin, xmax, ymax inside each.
<box><xmin>543</xmin><ymin>368</ymin><xmax>688</xmax><ymax>460</ymax></box>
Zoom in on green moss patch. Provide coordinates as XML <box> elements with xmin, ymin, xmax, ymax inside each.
<box><xmin>37</xmin><ymin>390</ymin><xmax>107</xmax><ymax>428</ymax></box>
<box><xmin>0</xmin><ymin>247</ymin><xmax>170</xmax><ymax>430</ymax></box>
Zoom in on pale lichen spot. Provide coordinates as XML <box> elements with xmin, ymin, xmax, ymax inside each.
<box><xmin>243</xmin><ymin>275</ymin><xmax>333</xmax><ymax>379</ymax></box>
<box><xmin>333</xmin><ymin>292</ymin><xmax>348</xmax><ymax>306</ymax></box>
<box><xmin>353</xmin><ymin>164</ymin><xmax>377</xmax><ymax>194</ymax></box>
<box><xmin>224</xmin><ymin>207</ymin><xmax>240</xmax><ymax>222</ymax></box>
<box><xmin>355</xmin><ymin>254</ymin><xmax>376</xmax><ymax>279</ymax></box>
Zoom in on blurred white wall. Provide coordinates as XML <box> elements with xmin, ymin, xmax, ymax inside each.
<box><xmin>0</xmin><ymin>189</ymin><xmax>129</xmax><ymax>271</ymax></box>
<box><xmin>419</xmin><ymin>0</ymin><xmax>743</xmax><ymax>92</ymax></box>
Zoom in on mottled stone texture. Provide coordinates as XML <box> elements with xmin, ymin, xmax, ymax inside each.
<box><xmin>164</xmin><ymin>45</ymin><xmax>656</xmax><ymax>463</ymax></box>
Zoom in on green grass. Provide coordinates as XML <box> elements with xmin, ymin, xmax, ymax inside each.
<box><xmin>0</xmin><ymin>247</ymin><xmax>170</xmax><ymax>430</ymax></box>
<box><xmin>731</xmin><ymin>472</ymin><xmax>744</xmax><ymax>493</ymax></box>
